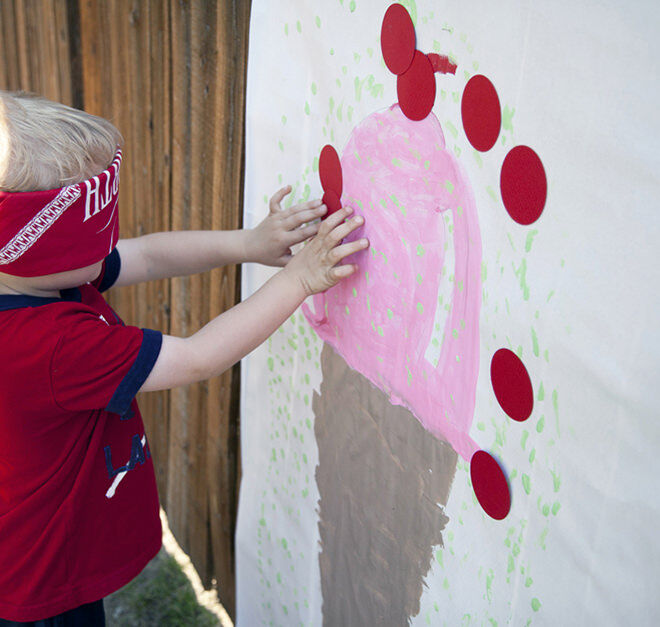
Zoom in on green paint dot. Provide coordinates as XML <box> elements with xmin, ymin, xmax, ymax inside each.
<box><xmin>531</xmin><ymin>598</ymin><xmax>541</xmax><ymax>612</ymax></box>
<box><xmin>315</xmin><ymin>15</ymin><xmax>321</xmax><ymax>28</ymax></box>
<box><xmin>445</xmin><ymin>180</ymin><xmax>454</xmax><ymax>193</ymax></box>
<box><xmin>311</xmin><ymin>82</ymin><xmax>317</xmax><ymax>95</ymax></box>
<box><xmin>267</xmin><ymin>357</ymin><xmax>274</xmax><ymax>371</ymax></box>
<box><xmin>525</xmin><ymin>229</ymin><xmax>539</xmax><ymax>253</ymax></box>
<box><xmin>416</xmin><ymin>302</ymin><xmax>424</xmax><ymax>314</ymax></box>
<box><xmin>296</xmin><ymin>20</ymin><xmax>302</xmax><ymax>33</ymax></box>
<box><xmin>352</xmin><ymin>287</ymin><xmax>357</xmax><ymax>297</ymax></box>
<box><xmin>536</xmin><ymin>415</ymin><xmax>545</xmax><ymax>433</ymax></box>
<box><xmin>416</xmin><ymin>273</ymin><xmax>423</xmax><ymax>284</ymax></box>
<box><xmin>416</xmin><ymin>244</ymin><xmax>425</xmax><ymax>256</ymax></box>
<box><xmin>392</xmin><ymin>157</ymin><xmax>402</xmax><ymax>167</ymax></box>
<box><xmin>452</xmin><ymin>328</ymin><xmax>458</xmax><ymax>339</ymax></box>
<box><xmin>531</xmin><ymin>327</ymin><xmax>539</xmax><ymax>357</ymax></box>
<box><xmin>349</xmin><ymin>0</ymin><xmax>356</xmax><ymax>11</ymax></box>
<box><xmin>522</xmin><ymin>474</ymin><xmax>531</xmax><ymax>495</ymax></box>
<box><xmin>387</xmin><ymin>308</ymin><xmax>394</xmax><ymax>319</ymax></box>
<box><xmin>377</xmin><ymin>326</ymin><xmax>384</xmax><ymax>336</ymax></box>
<box><xmin>502</xmin><ymin>104</ymin><xmax>515</xmax><ymax>132</ymax></box>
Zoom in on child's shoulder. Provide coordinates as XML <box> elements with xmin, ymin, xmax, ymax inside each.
<box><xmin>0</xmin><ymin>291</ymin><xmax>106</xmax><ymax>341</ymax></box>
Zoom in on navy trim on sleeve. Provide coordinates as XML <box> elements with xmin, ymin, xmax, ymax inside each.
<box><xmin>106</xmin><ymin>328</ymin><xmax>163</xmax><ymax>416</ymax></box>
<box><xmin>98</xmin><ymin>248</ymin><xmax>121</xmax><ymax>293</ymax></box>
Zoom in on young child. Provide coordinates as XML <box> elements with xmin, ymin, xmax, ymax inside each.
<box><xmin>0</xmin><ymin>91</ymin><xmax>368</xmax><ymax>626</ymax></box>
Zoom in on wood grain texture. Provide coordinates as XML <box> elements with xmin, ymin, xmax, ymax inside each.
<box><xmin>0</xmin><ymin>1</ymin><xmax>248</xmax><ymax>617</ymax></box>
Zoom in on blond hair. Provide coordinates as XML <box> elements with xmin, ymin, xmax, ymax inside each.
<box><xmin>0</xmin><ymin>90</ymin><xmax>123</xmax><ymax>192</ymax></box>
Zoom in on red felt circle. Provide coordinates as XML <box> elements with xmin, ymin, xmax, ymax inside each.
<box><xmin>461</xmin><ymin>74</ymin><xmax>501</xmax><ymax>152</ymax></box>
<box><xmin>319</xmin><ymin>145</ymin><xmax>343</xmax><ymax>198</ymax></box>
<box><xmin>322</xmin><ymin>189</ymin><xmax>342</xmax><ymax>217</ymax></box>
<box><xmin>490</xmin><ymin>348</ymin><xmax>534</xmax><ymax>422</ymax></box>
<box><xmin>380</xmin><ymin>3</ymin><xmax>416</xmax><ymax>75</ymax></box>
<box><xmin>500</xmin><ymin>146</ymin><xmax>547</xmax><ymax>225</ymax></box>
<box><xmin>471</xmin><ymin>450</ymin><xmax>511</xmax><ymax>520</ymax></box>
<box><xmin>397</xmin><ymin>50</ymin><xmax>436</xmax><ymax>121</ymax></box>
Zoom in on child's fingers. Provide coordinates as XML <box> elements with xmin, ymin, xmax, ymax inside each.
<box><xmin>319</xmin><ymin>206</ymin><xmax>354</xmax><ymax>235</ymax></box>
<box><xmin>329</xmin><ymin>237</ymin><xmax>369</xmax><ymax>264</ymax></box>
<box><xmin>269</xmin><ymin>185</ymin><xmax>292</xmax><ymax>213</ymax></box>
<box><xmin>325</xmin><ymin>214</ymin><xmax>364</xmax><ymax>247</ymax></box>
<box><xmin>286</xmin><ymin>222</ymin><xmax>320</xmax><ymax>246</ymax></box>
<box><xmin>289</xmin><ymin>198</ymin><xmax>324</xmax><ymax>214</ymax></box>
<box><xmin>329</xmin><ymin>263</ymin><xmax>358</xmax><ymax>282</ymax></box>
<box><xmin>283</xmin><ymin>204</ymin><xmax>326</xmax><ymax>229</ymax></box>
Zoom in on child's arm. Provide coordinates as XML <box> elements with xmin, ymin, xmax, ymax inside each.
<box><xmin>139</xmin><ymin>206</ymin><xmax>366</xmax><ymax>392</ymax></box>
<box><xmin>114</xmin><ymin>186</ymin><xmax>325</xmax><ymax>287</ymax></box>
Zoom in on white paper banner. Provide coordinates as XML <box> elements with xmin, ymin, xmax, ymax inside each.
<box><xmin>237</xmin><ymin>1</ymin><xmax>660</xmax><ymax>625</ymax></box>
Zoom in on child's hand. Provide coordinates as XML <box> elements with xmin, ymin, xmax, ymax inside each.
<box><xmin>245</xmin><ymin>186</ymin><xmax>328</xmax><ymax>266</ymax></box>
<box><xmin>283</xmin><ymin>206</ymin><xmax>368</xmax><ymax>296</ymax></box>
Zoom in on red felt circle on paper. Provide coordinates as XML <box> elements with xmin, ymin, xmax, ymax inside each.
<box><xmin>397</xmin><ymin>50</ymin><xmax>436</xmax><ymax>121</ymax></box>
<box><xmin>471</xmin><ymin>450</ymin><xmax>511</xmax><ymax>520</ymax></box>
<box><xmin>319</xmin><ymin>145</ymin><xmax>343</xmax><ymax>198</ymax></box>
<box><xmin>380</xmin><ymin>3</ymin><xmax>416</xmax><ymax>75</ymax></box>
<box><xmin>490</xmin><ymin>348</ymin><xmax>534</xmax><ymax>422</ymax></box>
<box><xmin>461</xmin><ymin>75</ymin><xmax>501</xmax><ymax>152</ymax></box>
<box><xmin>500</xmin><ymin>146</ymin><xmax>547</xmax><ymax>225</ymax></box>
<box><xmin>322</xmin><ymin>189</ymin><xmax>342</xmax><ymax>217</ymax></box>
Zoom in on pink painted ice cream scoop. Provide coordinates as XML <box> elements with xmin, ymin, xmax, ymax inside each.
<box><xmin>303</xmin><ymin>103</ymin><xmax>482</xmax><ymax>460</ymax></box>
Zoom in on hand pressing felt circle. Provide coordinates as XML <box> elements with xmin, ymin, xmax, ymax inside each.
<box><xmin>397</xmin><ymin>50</ymin><xmax>436</xmax><ymax>121</ymax></box>
<box><xmin>381</xmin><ymin>3</ymin><xmax>416</xmax><ymax>75</ymax></box>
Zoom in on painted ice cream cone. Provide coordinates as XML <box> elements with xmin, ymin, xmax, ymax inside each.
<box><xmin>302</xmin><ymin>7</ymin><xmax>484</xmax><ymax>622</ymax></box>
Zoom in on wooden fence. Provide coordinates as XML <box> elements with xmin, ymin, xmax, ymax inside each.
<box><xmin>0</xmin><ymin>0</ymin><xmax>251</xmax><ymax>616</ymax></box>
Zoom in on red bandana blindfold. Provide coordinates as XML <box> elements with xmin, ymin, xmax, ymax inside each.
<box><xmin>0</xmin><ymin>148</ymin><xmax>122</xmax><ymax>277</ymax></box>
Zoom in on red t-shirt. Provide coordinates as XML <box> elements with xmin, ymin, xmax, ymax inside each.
<box><xmin>0</xmin><ymin>249</ymin><xmax>163</xmax><ymax>622</ymax></box>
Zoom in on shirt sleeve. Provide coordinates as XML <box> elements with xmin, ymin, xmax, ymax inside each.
<box><xmin>90</xmin><ymin>247</ymin><xmax>121</xmax><ymax>293</ymax></box>
<box><xmin>50</xmin><ymin>308</ymin><xmax>162</xmax><ymax>416</ymax></box>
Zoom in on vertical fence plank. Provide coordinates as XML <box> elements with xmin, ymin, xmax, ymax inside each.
<box><xmin>12</xmin><ymin>1</ymin><xmax>31</xmax><ymax>90</ymax></box>
<box><xmin>168</xmin><ymin>0</ymin><xmax>220</xmax><ymax>587</ymax></box>
<box><xmin>0</xmin><ymin>3</ymin><xmax>20</xmax><ymax>90</ymax></box>
<box><xmin>53</xmin><ymin>0</ymin><xmax>73</xmax><ymax>106</ymax></box>
<box><xmin>205</xmin><ymin>0</ymin><xmax>251</xmax><ymax>615</ymax></box>
<box><xmin>139</xmin><ymin>0</ymin><xmax>172</xmax><ymax>514</ymax></box>
<box><xmin>167</xmin><ymin>0</ymin><xmax>193</xmax><ymax>569</ymax></box>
